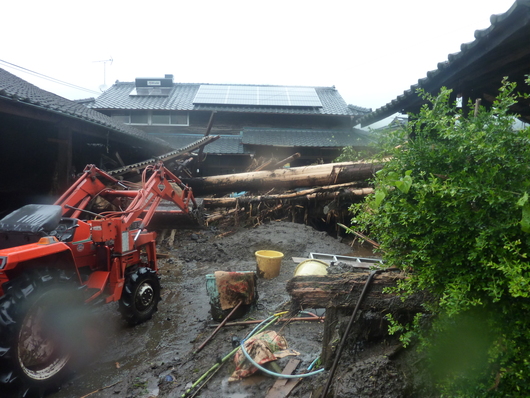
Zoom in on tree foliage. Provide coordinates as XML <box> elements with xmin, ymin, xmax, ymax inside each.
<box><xmin>350</xmin><ymin>79</ymin><xmax>530</xmax><ymax>396</ymax></box>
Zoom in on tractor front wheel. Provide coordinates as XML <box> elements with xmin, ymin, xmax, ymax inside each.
<box><xmin>119</xmin><ymin>267</ymin><xmax>161</xmax><ymax>326</ymax></box>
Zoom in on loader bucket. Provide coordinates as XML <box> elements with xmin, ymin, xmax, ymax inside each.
<box><xmin>148</xmin><ymin>199</ymin><xmax>204</xmax><ymax>229</ymax></box>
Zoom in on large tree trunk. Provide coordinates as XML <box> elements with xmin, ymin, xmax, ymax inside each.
<box><xmin>286</xmin><ymin>272</ymin><xmax>427</xmax><ymax>313</ymax></box>
<box><xmin>182</xmin><ymin>161</ymin><xmax>383</xmax><ymax>196</ymax></box>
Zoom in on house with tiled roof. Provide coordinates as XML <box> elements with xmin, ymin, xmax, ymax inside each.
<box><xmin>0</xmin><ymin>68</ymin><xmax>176</xmax><ymax>210</ymax></box>
<box><xmin>85</xmin><ymin>77</ymin><xmax>371</xmax><ymax>175</ymax></box>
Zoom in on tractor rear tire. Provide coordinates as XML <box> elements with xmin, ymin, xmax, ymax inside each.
<box><xmin>119</xmin><ymin>267</ymin><xmax>161</xmax><ymax>326</ymax></box>
<box><xmin>0</xmin><ymin>269</ymin><xmax>82</xmax><ymax>397</ymax></box>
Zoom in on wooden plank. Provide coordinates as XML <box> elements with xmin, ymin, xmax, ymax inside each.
<box><xmin>265</xmin><ymin>358</ymin><xmax>301</xmax><ymax>398</ymax></box>
<box><xmin>268</xmin><ymin>378</ymin><xmax>301</xmax><ymax>398</ymax></box>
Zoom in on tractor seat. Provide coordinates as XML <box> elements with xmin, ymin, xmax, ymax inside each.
<box><xmin>0</xmin><ymin>204</ymin><xmax>63</xmax><ymax>235</ymax></box>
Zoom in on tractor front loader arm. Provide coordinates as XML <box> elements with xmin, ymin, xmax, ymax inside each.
<box><xmin>96</xmin><ymin>162</ymin><xmax>198</xmax><ymax>231</ymax></box>
<box><xmin>55</xmin><ymin>164</ymin><xmax>124</xmax><ymax>218</ymax></box>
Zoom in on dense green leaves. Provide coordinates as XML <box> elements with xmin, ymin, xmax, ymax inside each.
<box><xmin>350</xmin><ymin>80</ymin><xmax>530</xmax><ymax>396</ymax></box>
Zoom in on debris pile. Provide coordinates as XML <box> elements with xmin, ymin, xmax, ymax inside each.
<box><xmin>45</xmin><ymin>221</ymin><xmax>437</xmax><ymax>398</ymax></box>
<box><xmin>44</xmin><ymin>151</ymin><xmax>435</xmax><ymax>398</ymax></box>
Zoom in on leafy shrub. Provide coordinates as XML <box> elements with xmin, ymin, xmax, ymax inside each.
<box><xmin>350</xmin><ymin>79</ymin><xmax>530</xmax><ymax>396</ymax></box>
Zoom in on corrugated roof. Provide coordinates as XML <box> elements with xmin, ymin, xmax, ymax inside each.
<box><xmin>357</xmin><ymin>0</ymin><xmax>530</xmax><ymax>127</ymax></box>
<box><xmin>0</xmin><ymin>68</ymin><xmax>174</xmax><ymax>151</ymax></box>
<box><xmin>151</xmin><ymin>134</ymin><xmax>251</xmax><ymax>155</ymax></box>
<box><xmin>241</xmin><ymin>127</ymin><xmax>372</xmax><ymax>147</ymax></box>
<box><xmin>88</xmin><ymin>82</ymin><xmax>369</xmax><ymax>117</ymax></box>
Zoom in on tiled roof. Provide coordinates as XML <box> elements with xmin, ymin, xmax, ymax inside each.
<box><xmin>151</xmin><ymin>134</ymin><xmax>251</xmax><ymax>155</ymax></box>
<box><xmin>348</xmin><ymin>104</ymin><xmax>372</xmax><ymax>114</ymax></box>
<box><xmin>88</xmin><ymin>82</ymin><xmax>369</xmax><ymax>117</ymax></box>
<box><xmin>241</xmin><ymin>127</ymin><xmax>372</xmax><ymax>147</ymax></box>
<box><xmin>137</xmin><ymin>128</ymin><xmax>372</xmax><ymax>155</ymax></box>
<box><xmin>0</xmin><ymin>68</ymin><xmax>174</xmax><ymax>151</ymax></box>
<box><xmin>357</xmin><ymin>0</ymin><xmax>530</xmax><ymax>127</ymax></box>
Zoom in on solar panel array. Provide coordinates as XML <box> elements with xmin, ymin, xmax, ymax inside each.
<box><xmin>193</xmin><ymin>85</ymin><xmax>322</xmax><ymax>107</ymax></box>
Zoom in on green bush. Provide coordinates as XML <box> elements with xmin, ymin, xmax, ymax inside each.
<box><xmin>350</xmin><ymin>79</ymin><xmax>530</xmax><ymax>396</ymax></box>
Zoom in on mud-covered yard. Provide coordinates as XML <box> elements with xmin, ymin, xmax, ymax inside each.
<box><xmin>47</xmin><ymin>221</ymin><xmax>432</xmax><ymax>398</ymax></box>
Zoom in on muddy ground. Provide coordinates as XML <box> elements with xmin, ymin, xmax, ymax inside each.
<box><xmin>47</xmin><ymin>221</ymin><xmax>434</xmax><ymax>398</ymax></box>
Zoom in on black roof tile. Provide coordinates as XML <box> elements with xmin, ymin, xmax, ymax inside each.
<box><xmin>241</xmin><ymin>127</ymin><xmax>372</xmax><ymax>147</ymax></box>
<box><xmin>150</xmin><ymin>134</ymin><xmax>250</xmax><ymax>155</ymax></box>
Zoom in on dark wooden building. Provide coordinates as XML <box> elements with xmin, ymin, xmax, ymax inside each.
<box><xmin>0</xmin><ymin>69</ymin><xmax>175</xmax><ymax>212</ymax></box>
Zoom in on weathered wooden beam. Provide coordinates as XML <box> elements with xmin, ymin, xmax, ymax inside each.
<box><xmin>265</xmin><ymin>358</ymin><xmax>301</xmax><ymax>398</ymax></box>
<box><xmin>198</xmin><ymin>111</ymin><xmax>217</xmax><ymax>168</ymax></box>
<box><xmin>269</xmin><ymin>153</ymin><xmax>301</xmax><ymax>170</ymax></box>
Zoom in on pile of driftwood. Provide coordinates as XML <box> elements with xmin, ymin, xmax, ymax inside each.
<box><xmin>182</xmin><ymin>161</ymin><xmax>382</xmax><ymax>231</ymax></box>
<box><xmin>105</xmin><ymin>129</ymin><xmax>382</xmax><ymax>232</ymax></box>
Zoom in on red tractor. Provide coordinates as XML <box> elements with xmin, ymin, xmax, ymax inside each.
<box><xmin>0</xmin><ymin>162</ymin><xmax>198</xmax><ymax>397</ymax></box>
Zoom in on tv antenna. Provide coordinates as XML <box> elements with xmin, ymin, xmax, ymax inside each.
<box><xmin>93</xmin><ymin>57</ymin><xmax>113</xmax><ymax>92</ymax></box>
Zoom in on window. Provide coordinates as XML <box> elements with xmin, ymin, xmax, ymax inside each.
<box><xmin>110</xmin><ymin>111</ymin><xmax>189</xmax><ymax>126</ymax></box>
<box><xmin>171</xmin><ymin>113</ymin><xmax>188</xmax><ymax>125</ymax></box>
<box><xmin>111</xmin><ymin>113</ymin><xmax>129</xmax><ymax>123</ymax></box>
<box><xmin>130</xmin><ymin>112</ymin><xmax>149</xmax><ymax>124</ymax></box>
<box><xmin>152</xmin><ymin>112</ymin><xmax>188</xmax><ymax>125</ymax></box>
<box><xmin>152</xmin><ymin>112</ymin><xmax>171</xmax><ymax>125</ymax></box>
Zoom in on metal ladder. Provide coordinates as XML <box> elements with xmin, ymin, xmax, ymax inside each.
<box><xmin>309</xmin><ymin>252</ymin><xmax>384</xmax><ymax>268</ymax></box>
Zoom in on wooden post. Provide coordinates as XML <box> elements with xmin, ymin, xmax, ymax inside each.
<box><xmin>197</xmin><ymin>111</ymin><xmax>217</xmax><ymax>174</ymax></box>
<box><xmin>167</xmin><ymin>229</ymin><xmax>177</xmax><ymax>248</ymax></box>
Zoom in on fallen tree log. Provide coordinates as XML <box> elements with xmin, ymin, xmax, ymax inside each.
<box><xmin>182</xmin><ymin>161</ymin><xmax>383</xmax><ymax>196</ymax></box>
<box><xmin>202</xmin><ymin>185</ymin><xmax>374</xmax><ymax>208</ymax></box>
<box><xmin>286</xmin><ymin>272</ymin><xmax>427</xmax><ymax>313</ymax></box>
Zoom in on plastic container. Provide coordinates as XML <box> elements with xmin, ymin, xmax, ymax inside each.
<box><xmin>255</xmin><ymin>250</ymin><xmax>284</xmax><ymax>279</ymax></box>
<box><xmin>294</xmin><ymin>259</ymin><xmax>329</xmax><ymax>276</ymax></box>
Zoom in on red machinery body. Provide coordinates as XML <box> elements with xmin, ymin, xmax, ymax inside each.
<box><xmin>0</xmin><ymin>162</ymin><xmax>200</xmax><ymax>396</ymax></box>
<box><xmin>0</xmin><ymin>162</ymin><xmax>197</xmax><ymax>303</ymax></box>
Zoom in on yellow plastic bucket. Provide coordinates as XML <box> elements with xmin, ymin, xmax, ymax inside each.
<box><xmin>255</xmin><ymin>250</ymin><xmax>284</xmax><ymax>279</ymax></box>
<box><xmin>294</xmin><ymin>259</ymin><xmax>329</xmax><ymax>276</ymax></box>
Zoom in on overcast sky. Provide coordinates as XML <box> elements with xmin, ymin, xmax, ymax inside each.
<box><xmin>1</xmin><ymin>0</ymin><xmax>517</xmax><ymax>118</ymax></box>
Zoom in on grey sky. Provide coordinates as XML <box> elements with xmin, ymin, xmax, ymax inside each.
<box><xmin>2</xmin><ymin>0</ymin><xmax>516</xmax><ymax>117</ymax></box>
